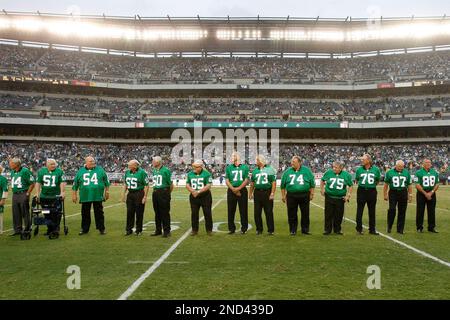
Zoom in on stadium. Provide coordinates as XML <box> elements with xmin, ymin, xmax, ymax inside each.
<box><xmin>0</xmin><ymin>5</ymin><xmax>449</xmax><ymax>304</ymax></box>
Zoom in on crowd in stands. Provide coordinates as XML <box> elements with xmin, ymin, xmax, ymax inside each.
<box><xmin>1</xmin><ymin>93</ymin><xmax>448</xmax><ymax>122</ymax></box>
<box><xmin>0</xmin><ymin>142</ymin><xmax>447</xmax><ymax>180</ymax></box>
<box><xmin>1</xmin><ymin>44</ymin><xmax>450</xmax><ymax>83</ymax></box>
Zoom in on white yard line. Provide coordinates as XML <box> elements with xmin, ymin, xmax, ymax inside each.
<box><xmin>117</xmin><ymin>197</ymin><xmax>226</xmax><ymax>300</ymax></box>
<box><xmin>310</xmin><ymin>202</ymin><xmax>450</xmax><ymax>269</ymax></box>
<box><xmin>128</xmin><ymin>261</ymin><xmax>189</xmax><ymax>264</ymax></box>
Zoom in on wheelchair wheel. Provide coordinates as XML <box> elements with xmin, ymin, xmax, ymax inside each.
<box><xmin>64</xmin><ymin>226</ymin><xmax>69</xmax><ymax>235</ymax></box>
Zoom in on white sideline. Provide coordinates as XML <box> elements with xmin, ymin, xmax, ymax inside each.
<box><xmin>2</xmin><ymin>202</ymin><xmax>123</xmax><ymax>234</ymax></box>
<box><xmin>310</xmin><ymin>202</ymin><xmax>450</xmax><ymax>268</ymax></box>
<box><xmin>117</xmin><ymin>197</ymin><xmax>226</xmax><ymax>300</ymax></box>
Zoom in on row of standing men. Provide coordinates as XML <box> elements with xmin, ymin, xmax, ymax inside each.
<box><xmin>0</xmin><ymin>153</ymin><xmax>440</xmax><ymax>237</ymax></box>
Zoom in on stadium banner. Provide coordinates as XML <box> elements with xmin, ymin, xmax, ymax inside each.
<box><xmin>140</xmin><ymin>122</ymin><xmax>342</xmax><ymax>128</ymax></box>
<box><xmin>70</xmin><ymin>80</ymin><xmax>91</xmax><ymax>86</ymax></box>
<box><xmin>377</xmin><ymin>82</ymin><xmax>395</xmax><ymax>89</ymax></box>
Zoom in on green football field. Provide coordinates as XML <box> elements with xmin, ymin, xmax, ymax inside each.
<box><xmin>0</xmin><ymin>185</ymin><xmax>449</xmax><ymax>300</ymax></box>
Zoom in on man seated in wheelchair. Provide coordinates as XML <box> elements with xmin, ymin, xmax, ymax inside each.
<box><xmin>34</xmin><ymin>159</ymin><xmax>66</xmax><ymax>238</ymax></box>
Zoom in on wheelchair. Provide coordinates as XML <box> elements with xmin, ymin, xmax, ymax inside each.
<box><xmin>27</xmin><ymin>196</ymin><xmax>68</xmax><ymax>240</ymax></box>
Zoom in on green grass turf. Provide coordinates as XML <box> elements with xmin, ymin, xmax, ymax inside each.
<box><xmin>0</xmin><ymin>185</ymin><xmax>449</xmax><ymax>300</ymax></box>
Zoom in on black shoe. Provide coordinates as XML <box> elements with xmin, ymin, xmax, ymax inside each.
<box><xmin>417</xmin><ymin>228</ymin><xmax>424</xmax><ymax>233</ymax></box>
<box><xmin>428</xmin><ymin>229</ymin><xmax>439</xmax><ymax>233</ymax></box>
<box><xmin>397</xmin><ymin>231</ymin><xmax>404</xmax><ymax>235</ymax></box>
<box><xmin>190</xmin><ymin>231</ymin><xmax>198</xmax><ymax>236</ymax></box>
<box><xmin>228</xmin><ymin>231</ymin><xmax>235</xmax><ymax>235</ymax></box>
<box><xmin>9</xmin><ymin>232</ymin><xmax>21</xmax><ymax>237</ymax></box>
<box><xmin>369</xmin><ymin>231</ymin><xmax>379</xmax><ymax>235</ymax></box>
<box><xmin>290</xmin><ymin>232</ymin><xmax>296</xmax><ymax>236</ymax></box>
<box><xmin>99</xmin><ymin>230</ymin><xmax>106</xmax><ymax>235</ymax></box>
<box><xmin>135</xmin><ymin>232</ymin><xmax>143</xmax><ymax>236</ymax></box>
<box><xmin>240</xmin><ymin>230</ymin><xmax>247</xmax><ymax>235</ymax></box>
<box><xmin>357</xmin><ymin>230</ymin><xmax>364</xmax><ymax>235</ymax></box>
<box><xmin>256</xmin><ymin>231</ymin><xmax>262</xmax><ymax>235</ymax></box>
<box><xmin>162</xmin><ymin>233</ymin><xmax>171</xmax><ymax>238</ymax></box>
<box><xmin>151</xmin><ymin>232</ymin><xmax>162</xmax><ymax>236</ymax></box>
<box><xmin>334</xmin><ymin>232</ymin><xmax>344</xmax><ymax>236</ymax></box>
<box><xmin>78</xmin><ymin>231</ymin><xmax>88</xmax><ymax>236</ymax></box>
<box><xmin>387</xmin><ymin>228</ymin><xmax>392</xmax><ymax>234</ymax></box>
<box><xmin>323</xmin><ymin>232</ymin><xmax>331</xmax><ymax>236</ymax></box>
<box><xmin>267</xmin><ymin>232</ymin><xmax>274</xmax><ymax>236</ymax></box>
<box><xmin>302</xmin><ymin>231</ymin><xmax>311</xmax><ymax>235</ymax></box>
<box><xmin>125</xmin><ymin>231</ymin><xmax>133</xmax><ymax>236</ymax></box>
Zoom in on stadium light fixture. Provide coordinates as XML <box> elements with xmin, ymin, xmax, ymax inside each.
<box><xmin>0</xmin><ymin>17</ymin><xmax>207</xmax><ymax>41</ymax></box>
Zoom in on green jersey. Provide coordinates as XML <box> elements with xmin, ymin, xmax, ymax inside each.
<box><xmin>37</xmin><ymin>167</ymin><xmax>66</xmax><ymax>199</ymax></box>
<box><xmin>10</xmin><ymin>167</ymin><xmax>35</xmax><ymax>193</ymax></box>
<box><xmin>72</xmin><ymin>166</ymin><xmax>110</xmax><ymax>203</ymax></box>
<box><xmin>225</xmin><ymin>163</ymin><xmax>250</xmax><ymax>187</ymax></box>
<box><xmin>124</xmin><ymin>168</ymin><xmax>149</xmax><ymax>191</ymax></box>
<box><xmin>152</xmin><ymin>166</ymin><xmax>172</xmax><ymax>189</ymax></box>
<box><xmin>281</xmin><ymin>166</ymin><xmax>315</xmax><ymax>193</ymax></box>
<box><xmin>355</xmin><ymin>165</ymin><xmax>381</xmax><ymax>189</ymax></box>
<box><xmin>414</xmin><ymin>168</ymin><xmax>439</xmax><ymax>192</ymax></box>
<box><xmin>251</xmin><ymin>165</ymin><xmax>276</xmax><ymax>190</ymax></box>
<box><xmin>321</xmin><ymin>169</ymin><xmax>353</xmax><ymax>198</ymax></box>
<box><xmin>0</xmin><ymin>175</ymin><xmax>8</xmax><ymax>199</ymax></box>
<box><xmin>0</xmin><ymin>175</ymin><xmax>8</xmax><ymax>212</ymax></box>
<box><xmin>384</xmin><ymin>168</ymin><xmax>411</xmax><ymax>191</ymax></box>
<box><xmin>186</xmin><ymin>169</ymin><xmax>212</xmax><ymax>191</ymax></box>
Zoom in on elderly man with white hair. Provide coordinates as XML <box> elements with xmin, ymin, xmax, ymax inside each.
<box><xmin>0</xmin><ymin>165</ymin><xmax>8</xmax><ymax>234</ymax></box>
<box><xmin>186</xmin><ymin>160</ymin><xmax>213</xmax><ymax>236</ymax></box>
<box><xmin>249</xmin><ymin>154</ymin><xmax>277</xmax><ymax>235</ymax></box>
<box><xmin>72</xmin><ymin>156</ymin><xmax>110</xmax><ymax>235</ymax></box>
<box><xmin>35</xmin><ymin>158</ymin><xmax>67</xmax><ymax>236</ymax></box>
<box><xmin>150</xmin><ymin>156</ymin><xmax>173</xmax><ymax>237</ymax></box>
<box><xmin>383</xmin><ymin>160</ymin><xmax>412</xmax><ymax>234</ymax></box>
<box><xmin>225</xmin><ymin>151</ymin><xmax>250</xmax><ymax>235</ymax></box>
<box><xmin>9</xmin><ymin>157</ymin><xmax>35</xmax><ymax>236</ymax></box>
<box><xmin>122</xmin><ymin>159</ymin><xmax>149</xmax><ymax>236</ymax></box>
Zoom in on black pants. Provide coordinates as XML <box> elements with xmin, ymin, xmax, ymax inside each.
<box><xmin>416</xmin><ymin>192</ymin><xmax>436</xmax><ymax>231</ymax></box>
<box><xmin>81</xmin><ymin>201</ymin><xmax>105</xmax><ymax>233</ymax></box>
<box><xmin>190</xmin><ymin>191</ymin><xmax>213</xmax><ymax>232</ymax></box>
<box><xmin>387</xmin><ymin>189</ymin><xmax>408</xmax><ymax>233</ymax></box>
<box><xmin>356</xmin><ymin>188</ymin><xmax>377</xmax><ymax>232</ymax></box>
<box><xmin>286</xmin><ymin>192</ymin><xmax>310</xmax><ymax>233</ymax></box>
<box><xmin>40</xmin><ymin>198</ymin><xmax>62</xmax><ymax>233</ymax></box>
<box><xmin>126</xmin><ymin>190</ymin><xmax>146</xmax><ymax>233</ymax></box>
<box><xmin>152</xmin><ymin>188</ymin><xmax>171</xmax><ymax>234</ymax></box>
<box><xmin>227</xmin><ymin>187</ymin><xmax>248</xmax><ymax>232</ymax></box>
<box><xmin>12</xmin><ymin>192</ymin><xmax>31</xmax><ymax>233</ymax></box>
<box><xmin>324</xmin><ymin>194</ymin><xmax>345</xmax><ymax>233</ymax></box>
<box><xmin>254</xmin><ymin>189</ymin><xmax>274</xmax><ymax>233</ymax></box>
